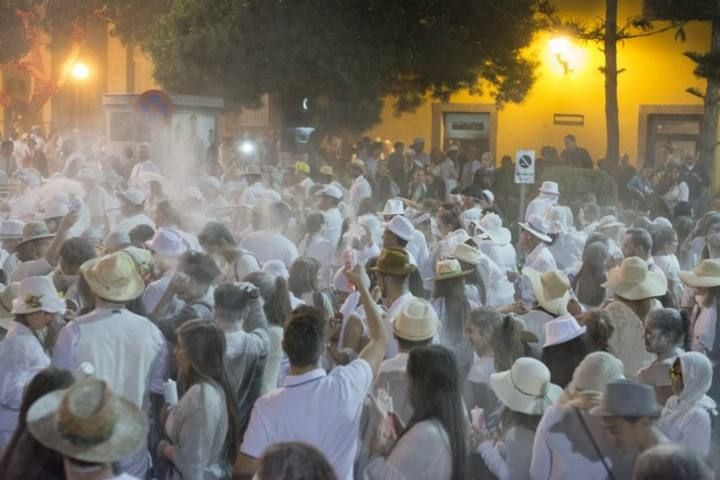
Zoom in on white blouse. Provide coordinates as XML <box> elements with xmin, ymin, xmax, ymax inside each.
<box><xmin>658</xmin><ymin>405</ymin><xmax>713</xmax><ymax>455</ymax></box>
<box><xmin>691</xmin><ymin>304</ymin><xmax>717</xmax><ymax>355</ymax></box>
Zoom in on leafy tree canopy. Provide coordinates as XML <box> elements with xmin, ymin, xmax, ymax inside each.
<box><xmin>146</xmin><ymin>0</ymin><xmax>542</xmax><ymax>132</ymax></box>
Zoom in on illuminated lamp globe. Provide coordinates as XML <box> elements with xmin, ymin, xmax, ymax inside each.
<box><xmin>71</xmin><ymin>62</ymin><xmax>90</xmax><ymax>80</ymax></box>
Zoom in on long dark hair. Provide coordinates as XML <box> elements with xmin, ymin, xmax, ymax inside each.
<box><xmin>433</xmin><ymin>276</ymin><xmax>470</xmax><ymax>344</ymax></box>
<box><xmin>0</xmin><ymin>368</ymin><xmax>75</xmax><ymax>480</ymax></box>
<box><xmin>458</xmin><ymin>259</ymin><xmax>486</xmax><ymax>305</ymax></box>
<box><xmin>541</xmin><ymin>336</ymin><xmax>588</xmax><ymax>388</ymax></box>
<box><xmin>288</xmin><ymin>257</ymin><xmax>320</xmax><ymax>296</ymax></box>
<box><xmin>572</xmin><ymin>242</ymin><xmax>608</xmax><ymax>307</ymax></box>
<box><xmin>176</xmin><ymin>320</ymin><xmax>239</xmax><ymax>466</ymax></box>
<box><xmin>405</xmin><ymin>345</ymin><xmax>467</xmax><ymax>480</ymax></box>
<box><xmin>245</xmin><ymin>271</ymin><xmax>292</xmax><ymax>327</ymax></box>
<box><xmin>468</xmin><ymin>308</ymin><xmax>525</xmax><ymax>372</ymax></box>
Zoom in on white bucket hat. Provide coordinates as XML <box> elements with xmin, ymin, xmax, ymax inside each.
<box><xmin>490</xmin><ymin>357</ymin><xmax>563</xmax><ymax>415</ymax></box>
<box><xmin>522</xmin><ymin>268</ymin><xmax>571</xmax><ymax>316</ymax></box>
<box><xmin>385</xmin><ymin>215</ymin><xmax>414</xmax><ymax>242</ymax></box>
<box><xmin>543</xmin><ymin>314</ymin><xmax>587</xmax><ymax>347</ymax></box>
<box><xmin>0</xmin><ymin>220</ymin><xmax>25</xmax><ymax>240</ymax></box>
<box><xmin>679</xmin><ymin>259</ymin><xmax>720</xmax><ymax>288</ymax></box>
<box><xmin>12</xmin><ymin>276</ymin><xmax>66</xmax><ymax>315</ymax></box>
<box><xmin>145</xmin><ymin>227</ymin><xmax>186</xmax><ymax>258</ymax></box>
<box><xmin>539</xmin><ymin>181</ymin><xmax>560</xmax><ymax>195</ymax></box>
<box><xmin>379</xmin><ymin>198</ymin><xmax>405</xmax><ymax>216</ymax></box>
<box><xmin>453</xmin><ymin>243</ymin><xmax>483</xmax><ymax>266</ymax></box>
<box><xmin>476</xmin><ymin>213</ymin><xmax>511</xmax><ymax>245</ymax></box>
<box><xmin>519</xmin><ymin>215</ymin><xmax>552</xmax><ymax>243</ymax></box>
<box><xmin>117</xmin><ymin>188</ymin><xmax>146</xmax><ymax>206</ymax></box>
<box><xmin>602</xmin><ymin>256</ymin><xmax>667</xmax><ymax>300</ymax></box>
<box><xmin>393</xmin><ymin>297</ymin><xmax>439</xmax><ymax>341</ymax></box>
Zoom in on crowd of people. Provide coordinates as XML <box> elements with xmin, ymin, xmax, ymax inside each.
<box><xmin>0</xmin><ymin>125</ymin><xmax>715</xmax><ymax>480</ymax></box>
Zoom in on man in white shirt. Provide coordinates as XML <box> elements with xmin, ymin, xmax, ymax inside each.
<box><xmin>348</xmin><ymin>160</ymin><xmax>372</xmax><ymax>218</ymax></box>
<box><xmin>114</xmin><ymin>188</ymin><xmax>156</xmax><ymax>234</ymax></box>
<box><xmin>525</xmin><ymin>181</ymin><xmax>560</xmax><ymax>221</ymax></box>
<box><xmin>78</xmin><ymin>168</ymin><xmax>115</xmax><ymax>227</ymax></box>
<box><xmin>316</xmin><ymin>185</ymin><xmax>344</xmax><ymax>248</ymax></box>
<box><xmin>622</xmin><ymin>227</ymin><xmax>667</xmax><ymax>281</ymax></box>
<box><xmin>128</xmin><ymin>143</ymin><xmax>161</xmax><ymax>186</ymax></box>
<box><xmin>240</xmin><ymin>201</ymin><xmax>298</xmax><ymax>267</ymax></box>
<box><xmin>235</xmin><ymin>264</ymin><xmax>388</xmax><ymax>480</ymax></box>
<box><xmin>517</xmin><ymin>215</ymin><xmax>557</xmax><ymax>305</ymax></box>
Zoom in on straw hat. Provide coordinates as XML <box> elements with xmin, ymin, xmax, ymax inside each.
<box><xmin>27</xmin><ymin>378</ymin><xmax>148</xmax><ymax>463</ymax></box>
<box><xmin>602</xmin><ymin>256</ymin><xmax>667</xmax><ymax>301</ymax></box>
<box><xmin>435</xmin><ymin>258</ymin><xmax>471</xmax><ymax>280</ymax></box>
<box><xmin>17</xmin><ymin>222</ymin><xmax>55</xmax><ymax>248</ymax></box>
<box><xmin>145</xmin><ymin>227</ymin><xmax>186</xmax><ymax>258</ymax></box>
<box><xmin>0</xmin><ymin>282</ymin><xmax>19</xmax><ymax>330</ymax></box>
<box><xmin>678</xmin><ymin>259</ymin><xmax>720</xmax><ymax>288</ymax></box>
<box><xmin>80</xmin><ymin>253</ymin><xmax>145</xmax><ymax>303</ymax></box>
<box><xmin>370</xmin><ymin>247</ymin><xmax>415</xmax><ymax>275</ymax></box>
<box><xmin>0</xmin><ymin>220</ymin><xmax>24</xmax><ymax>240</ymax></box>
<box><xmin>539</xmin><ymin>181</ymin><xmax>560</xmax><ymax>195</ymax></box>
<box><xmin>379</xmin><ymin>198</ymin><xmax>405</xmax><ymax>216</ymax></box>
<box><xmin>385</xmin><ymin>215</ymin><xmax>415</xmax><ymax>242</ymax></box>
<box><xmin>490</xmin><ymin>357</ymin><xmax>563</xmax><ymax>415</ymax></box>
<box><xmin>393</xmin><ymin>297</ymin><xmax>439</xmax><ymax>341</ymax></box>
<box><xmin>519</xmin><ymin>215</ymin><xmax>552</xmax><ymax>243</ymax></box>
<box><xmin>590</xmin><ymin>379</ymin><xmax>661</xmax><ymax>418</ymax></box>
<box><xmin>320</xmin><ymin>165</ymin><xmax>335</xmax><ymax>177</ymax></box>
<box><xmin>522</xmin><ymin>268</ymin><xmax>571</xmax><ymax>316</ymax></box>
<box><xmin>543</xmin><ymin>314</ymin><xmax>587</xmax><ymax>347</ymax></box>
<box><xmin>12</xmin><ymin>276</ymin><xmax>66</xmax><ymax>315</ymax></box>
<box><xmin>295</xmin><ymin>161</ymin><xmax>310</xmax><ymax>174</ymax></box>
<box><xmin>453</xmin><ymin>243</ymin><xmax>483</xmax><ymax>266</ymax></box>
<box><xmin>475</xmin><ymin>213</ymin><xmax>511</xmax><ymax>245</ymax></box>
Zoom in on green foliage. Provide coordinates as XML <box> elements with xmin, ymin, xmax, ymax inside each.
<box><xmin>539</xmin><ymin>166</ymin><xmax>618</xmax><ymax>207</ymax></box>
<box><xmin>643</xmin><ymin>0</ymin><xmax>720</xmax><ymax>21</ymax></box>
<box><xmin>146</xmin><ymin>0</ymin><xmax>542</xmax><ymax>132</ymax></box>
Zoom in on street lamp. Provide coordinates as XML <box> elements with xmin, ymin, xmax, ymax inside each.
<box><xmin>70</xmin><ymin>61</ymin><xmax>90</xmax><ymax>128</ymax></box>
<box><xmin>549</xmin><ymin>36</ymin><xmax>574</xmax><ymax>74</ymax></box>
<box><xmin>71</xmin><ymin>62</ymin><xmax>90</xmax><ymax>80</ymax></box>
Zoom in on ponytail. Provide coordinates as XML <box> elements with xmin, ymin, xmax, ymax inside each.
<box><xmin>492</xmin><ymin>314</ymin><xmax>525</xmax><ymax>372</ymax></box>
<box><xmin>266</xmin><ymin>277</ymin><xmax>292</xmax><ymax>327</ymax></box>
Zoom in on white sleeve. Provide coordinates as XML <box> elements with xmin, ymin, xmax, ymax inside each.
<box><xmin>676</xmin><ymin>409</ymin><xmax>712</xmax><ymax>456</ymax></box>
<box><xmin>530</xmin><ymin>407</ymin><xmax>555</xmax><ymax>480</ymax></box>
<box><xmin>478</xmin><ymin>440</ymin><xmax>509</xmax><ymax>480</ymax></box>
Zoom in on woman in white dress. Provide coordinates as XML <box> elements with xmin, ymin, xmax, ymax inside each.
<box><xmin>0</xmin><ymin>276</ymin><xmax>65</xmax><ymax>447</ymax></box>
<box><xmin>662</xmin><ymin>165</ymin><xmax>689</xmax><ymax>210</ymax></box>
<box><xmin>159</xmin><ymin>320</ymin><xmax>238</xmax><ymax>479</ymax></box>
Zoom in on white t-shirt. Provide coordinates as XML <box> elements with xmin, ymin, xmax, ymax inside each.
<box><xmin>241</xmin><ymin>360</ymin><xmax>373</xmax><ymax>480</ymax></box>
<box><xmin>115</xmin><ymin>213</ymin><xmax>156</xmax><ymax>234</ymax></box>
<box><xmin>239</xmin><ymin>230</ymin><xmax>298</xmax><ymax>268</ymax></box>
<box><xmin>9</xmin><ymin>257</ymin><xmax>53</xmax><ymax>283</ymax></box>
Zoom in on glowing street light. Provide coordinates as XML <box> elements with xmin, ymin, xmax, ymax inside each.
<box><xmin>71</xmin><ymin>62</ymin><xmax>90</xmax><ymax>80</ymax></box>
<box><xmin>549</xmin><ymin>36</ymin><xmax>575</xmax><ymax>74</ymax></box>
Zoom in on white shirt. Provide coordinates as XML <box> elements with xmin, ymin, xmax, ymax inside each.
<box><xmin>478</xmin><ymin>240</ymin><xmax>517</xmax><ymax>275</ymax></box>
<box><xmin>520</xmin><ymin>243</ymin><xmax>557</xmax><ymax>304</ymax></box>
<box><xmin>9</xmin><ymin>257</ymin><xmax>53</xmax><ymax>283</ymax></box>
<box><xmin>520</xmin><ymin>309</ymin><xmax>555</xmax><ymax>347</ymax></box>
<box><xmin>547</xmin><ymin>231</ymin><xmax>585</xmax><ymax>273</ymax></box>
<box><xmin>653</xmin><ymin>254</ymin><xmax>683</xmax><ymax>302</ymax></box>
<box><xmin>128</xmin><ymin>160</ymin><xmax>161</xmax><ymax>186</ymax></box>
<box><xmin>349</xmin><ymin>176</ymin><xmax>372</xmax><ymax>217</ymax></box>
<box><xmin>663</xmin><ymin>181</ymin><xmax>689</xmax><ymax>207</ymax></box>
<box><xmin>691</xmin><ymin>304</ymin><xmax>717</xmax><ymax>355</ymax></box>
<box><xmin>298</xmin><ymin>234</ymin><xmax>336</xmax><ymax>289</ymax></box>
<box><xmin>115</xmin><ymin>213</ymin><xmax>156</xmax><ymax>234</ymax></box>
<box><xmin>2</xmin><ymin>253</ymin><xmax>19</xmax><ymax>278</ymax></box>
<box><xmin>323</xmin><ymin>207</ymin><xmax>344</xmax><ymax>248</ymax></box>
<box><xmin>525</xmin><ymin>194</ymin><xmax>558</xmax><ymax>222</ymax></box>
<box><xmin>659</xmin><ymin>405</ymin><xmax>712</xmax><ymax>455</ymax></box>
<box><xmin>240</xmin><ymin>230</ymin><xmax>298</xmax><ymax>268</ymax></box>
<box><xmin>475</xmin><ymin>251</ymin><xmax>515</xmax><ymax>307</ymax></box>
<box><xmin>85</xmin><ymin>184</ymin><xmax>116</xmax><ymax>224</ymax></box>
<box><xmin>241</xmin><ymin>360</ymin><xmax>373</xmax><ymax>480</ymax></box>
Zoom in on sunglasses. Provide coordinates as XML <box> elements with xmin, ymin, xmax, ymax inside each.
<box><xmin>669</xmin><ymin>364</ymin><xmax>683</xmax><ymax>380</ymax></box>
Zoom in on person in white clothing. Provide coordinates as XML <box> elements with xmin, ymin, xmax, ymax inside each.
<box><xmin>0</xmin><ymin>276</ymin><xmax>65</xmax><ymax>447</ymax></box>
<box><xmin>348</xmin><ymin>160</ymin><xmax>372</xmax><ymax>218</ymax></box>
<box><xmin>475</xmin><ymin>213</ymin><xmax>517</xmax><ymax>278</ymax></box>
<box><xmin>0</xmin><ymin>219</ymin><xmax>25</xmax><ymax>279</ymax></box>
<box><xmin>525</xmin><ymin>181</ymin><xmax>559</xmax><ymax>222</ymax></box>
<box><xmin>27</xmin><ymin>378</ymin><xmax>148</xmax><ymax>480</ymax></box>
<box><xmin>298</xmin><ymin>212</ymin><xmax>337</xmax><ymax>289</ymax></box>
<box><xmin>239</xmin><ymin>202</ymin><xmax>298</xmax><ymax>268</ymax></box>
<box><xmin>316</xmin><ymin>185</ymin><xmax>344</xmax><ymax>248</ymax></box>
<box><xmin>662</xmin><ymin>164</ymin><xmax>689</xmax><ymax>209</ymax></box>
<box><xmin>142</xmin><ymin>227</ymin><xmax>186</xmax><ymax>315</ymax></box>
<box><xmin>651</xmin><ymin>226</ymin><xmax>683</xmax><ymax>305</ymax></box>
<box><xmin>128</xmin><ymin>142</ymin><xmax>161</xmax><ymax>186</ymax></box>
<box><xmin>516</xmin><ymin>215</ymin><xmax>557</xmax><ymax>305</ymax></box>
<box><xmin>114</xmin><ymin>188</ymin><xmax>156</xmax><ymax>234</ymax></box>
<box><xmin>235</xmin><ymin>263</ymin><xmax>388</xmax><ymax>480</ymax></box>
<box><xmin>199</xmin><ymin>221</ymin><xmax>261</xmax><ymax>284</ymax></box>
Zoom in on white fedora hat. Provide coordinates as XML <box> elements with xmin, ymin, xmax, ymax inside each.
<box><xmin>379</xmin><ymin>198</ymin><xmax>405</xmax><ymax>216</ymax></box>
<box><xmin>453</xmin><ymin>243</ymin><xmax>483</xmax><ymax>266</ymax></box>
<box><xmin>475</xmin><ymin>213</ymin><xmax>511</xmax><ymax>245</ymax></box>
<box><xmin>539</xmin><ymin>181</ymin><xmax>560</xmax><ymax>195</ymax></box>
<box><xmin>490</xmin><ymin>357</ymin><xmax>563</xmax><ymax>415</ymax></box>
<box><xmin>385</xmin><ymin>215</ymin><xmax>414</xmax><ymax>242</ymax></box>
<box><xmin>543</xmin><ymin>314</ymin><xmax>587</xmax><ymax>347</ymax></box>
<box><xmin>519</xmin><ymin>215</ymin><xmax>552</xmax><ymax>243</ymax></box>
<box><xmin>394</xmin><ymin>297</ymin><xmax>439</xmax><ymax>341</ymax></box>
<box><xmin>316</xmin><ymin>185</ymin><xmax>343</xmax><ymax>200</ymax></box>
<box><xmin>12</xmin><ymin>276</ymin><xmax>66</xmax><ymax>315</ymax></box>
<box><xmin>679</xmin><ymin>259</ymin><xmax>720</xmax><ymax>288</ymax></box>
<box><xmin>522</xmin><ymin>268</ymin><xmax>571</xmax><ymax>316</ymax></box>
<box><xmin>602</xmin><ymin>256</ymin><xmax>667</xmax><ymax>301</ymax></box>
<box><xmin>0</xmin><ymin>220</ymin><xmax>25</xmax><ymax>240</ymax></box>
<box><xmin>145</xmin><ymin>227</ymin><xmax>186</xmax><ymax>258</ymax></box>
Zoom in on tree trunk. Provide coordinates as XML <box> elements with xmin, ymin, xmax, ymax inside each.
<box><xmin>126</xmin><ymin>40</ymin><xmax>136</xmax><ymax>93</ymax></box>
<box><xmin>700</xmin><ymin>17</ymin><xmax>720</xmax><ymax>190</ymax></box>
<box><xmin>604</xmin><ymin>0</ymin><xmax>620</xmax><ymax>167</ymax></box>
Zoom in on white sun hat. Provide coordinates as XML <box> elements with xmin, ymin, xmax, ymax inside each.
<box><xmin>678</xmin><ymin>259</ymin><xmax>720</xmax><ymax>288</ymax></box>
<box><xmin>519</xmin><ymin>215</ymin><xmax>552</xmax><ymax>243</ymax></box>
<box><xmin>490</xmin><ymin>357</ymin><xmax>563</xmax><ymax>415</ymax></box>
<box><xmin>0</xmin><ymin>220</ymin><xmax>25</xmax><ymax>240</ymax></box>
<box><xmin>393</xmin><ymin>297</ymin><xmax>439</xmax><ymax>341</ymax></box>
<box><xmin>476</xmin><ymin>213</ymin><xmax>511</xmax><ymax>245</ymax></box>
<box><xmin>12</xmin><ymin>276</ymin><xmax>66</xmax><ymax>315</ymax></box>
<box><xmin>543</xmin><ymin>314</ymin><xmax>587</xmax><ymax>347</ymax></box>
<box><xmin>602</xmin><ymin>256</ymin><xmax>667</xmax><ymax>300</ymax></box>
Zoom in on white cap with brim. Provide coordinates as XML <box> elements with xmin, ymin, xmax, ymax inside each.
<box><xmin>539</xmin><ymin>181</ymin><xmax>560</xmax><ymax>195</ymax></box>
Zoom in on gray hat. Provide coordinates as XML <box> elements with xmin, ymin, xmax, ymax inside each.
<box><xmin>590</xmin><ymin>379</ymin><xmax>661</xmax><ymax>418</ymax></box>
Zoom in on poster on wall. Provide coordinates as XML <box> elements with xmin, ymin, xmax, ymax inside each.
<box><xmin>444</xmin><ymin>112</ymin><xmax>490</xmax><ymax>140</ymax></box>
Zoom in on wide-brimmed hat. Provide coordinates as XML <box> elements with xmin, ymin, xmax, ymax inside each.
<box><xmin>476</xmin><ymin>213</ymin><xmax>511</xmax><ymax>245</ymax></box>
<box><xmin>385</xmin><ymin>215</ymin><xmax>414</xmax><ymax>242</ymax></box>
<box><xmin>589</xmin><ymin>379</ymin><xmax>661</xmax><ymax>418</ymax></box>
<box><xmin>519</xmin><ymin>215</ymin><xmax>552</xmax><ymax>243</ymax></box>
<box><xmin>543</xmin><ymin>314</ymin><xmax>587</xmax><ymax>347</ymax></box>
<box><xmin>145</xmin><ymin>227</ymin><xmax>186</xmax><ymax>258</ymax></box>
<box><xmin>0</xmin><ymin>282</ymin><xmax>19</xmax><ymax>330</ymax></box>
<box><xmin>12</xmin><ymin>276</ymin><xmax>66</xmax><ymax>315</ymax></box>
<box><xmin>17</xmin><ymin>222</ymin><xmax>55</xmax><ymax>248</ymax></box>
<box><xmin>679</xmin><ymin>259</ymin><xmax>720</xmax><ymax>288</ymax></box>
<box><xmin>522</xmin><ymin>268</ymin><xmax>571</xmax><ymax>316</ymax></box>
<box><xmin>490</xmin><ymin>357</ymin><xmax>563</xmax><ymax>415</ymax></box>
<box><xmin>597</xmin><ymin>215</ymin><xmax>625</xmax><ymax>231</ymax></box>
<box><xmin>370</xmin><ymin>247</ymin><xmax>415</xmax><ymax>275</ymax></box>
<box><xmin>117</xmin><ymin>188</ymin><xmax>145</xmax><ymax>206</ymax></box>
<box><xmin>80</xmin><ymin>253</ymin><xmax>145</xmax><ymax>303</ymax></box>
<box><xmin>394</xmin><ymin>297</ymin><xmax>439</xmax><ymax>341</ymax></box>
<box><xmin>453</xmin><ymin>243</ymin><xmax>483</xmax><ymax>266</ymax></box>
<box><xmin>0</xmin><ymin>219</ymin><xmax>24</xmax><ymax>240</ymax></box>
<box><xmin>315</xmin><ymin>185</ymin><xmax>343</xmax><ymax>200</ymax></box>
<box><xmin>379</xmin><ymin>198</ymin><xmax>404</xmax><ymax>216</ymax></box>
<box><xmin>602</xmin><ymin>256</ymin><xmax>667</xmax><ymax>300</ymax></box>
<box><xmin>435</xmin><ymin>258</ymin><xmax>471</xmax><ymax>280</ymax></box>
<box><xmin>539</xmin><ymin>181</ymin><xmax>560</xmax><ymax>195</ymax></box>
<box><xmin>27</xmin><ymin>378</ymin><xmax>148</xmax><ymax>463</ymax></box>
<box><xmin>37</xmin><ymin>202</ymin><xmax>70</xmax><ymax>221</ymax></box>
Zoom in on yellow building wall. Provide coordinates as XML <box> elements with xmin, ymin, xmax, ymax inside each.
<box><xmin>366</xmin><ymin>0</ymin><xmax>711</xmax><ymax>169</ymax></box>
